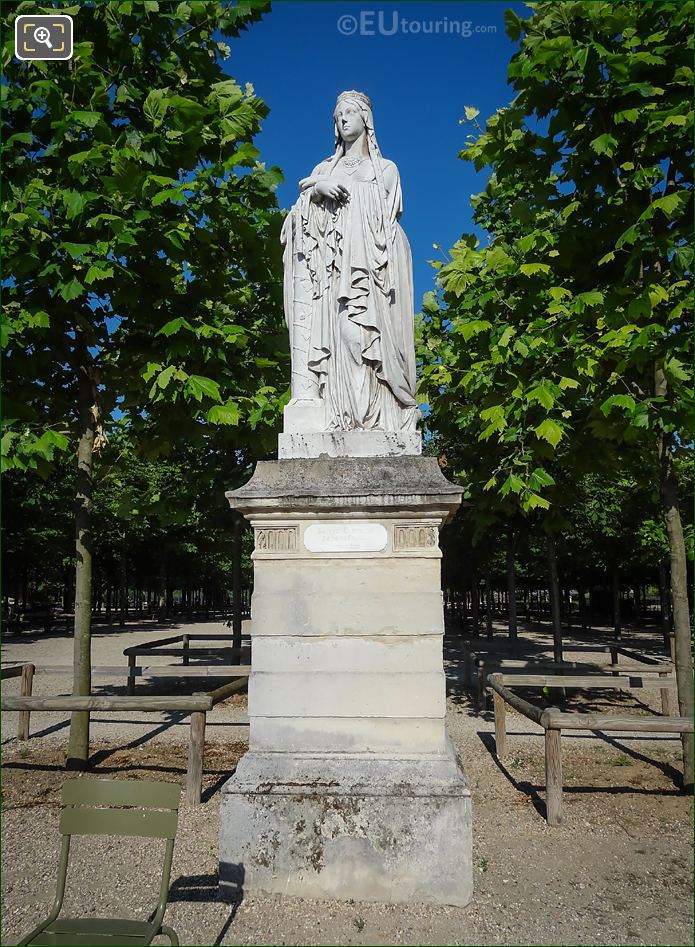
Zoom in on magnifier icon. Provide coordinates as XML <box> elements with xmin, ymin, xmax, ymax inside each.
<box><xmin>34</xmin><ymin>26</ymin><xmax>53</xmax><ymax>49</ymax></box>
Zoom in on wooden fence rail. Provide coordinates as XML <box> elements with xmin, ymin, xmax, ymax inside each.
<box><xmin>1</xmin><ymin>663</ymin><xmax>249</xmax><ymax>806</ymax></box>
<box><xmin>123</xmin><ymin>633</ymin><xmax>251</xmax><ymax>695</ymax></box>
<box><xmin>486</xmin><ymin>672</ymin><xmax>693</xmax><ymax>827</ymax></box>
<box><xmin>471</xmin><ymin>646</ymin><xmax>676</xmax><ymax>714</ymax></box>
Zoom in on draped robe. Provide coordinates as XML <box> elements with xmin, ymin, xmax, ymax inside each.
<box><xmin>281</xmin><ymin>156</ymin><xmax>419</xmax><ymax>433</ymax></box>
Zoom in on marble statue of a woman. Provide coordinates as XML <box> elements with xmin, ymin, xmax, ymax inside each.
<box><xmin>279</xmin><ymin>90</ymin><xmax>421</xmax><ymax>458</ymax></box>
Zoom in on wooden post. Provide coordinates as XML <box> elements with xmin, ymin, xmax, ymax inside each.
<box><xmin>477</xmin><ymin>660</ymin><xmax>486</xmax><ymax>713</ymax></box>
<box><xmin>462</xmin><ymin>648</ymin><xmax>472</xmax><ymax>690</ymax></box>
<box><xmin>660</xmin><ymin>671</ymin><xmax>675</xmax><ymax>716</ymax></box>
<box><xmin>544</xmin><ymin>727</ymin><xmax>563</xmax><ymax>826</ymax></box>
<box><xmin>610</xmin><ymin>645</ymin><xmax>619</xmax><ymax>676</ymax></box>
<box><xmin>186</xmin><ymin>711</ymin><xmax>206</xmax><ymax>805</ymax></box>
<box><xmin>182</xmin><ymin>634</ymin><xmax>190</xmax><ymax>666</ymax></box>
<box><xmin>17</xmin><ymin>664</ymin><xmax>35</xmax><ymax>741</ymax></box>
<box><xmin>490</xmin><ymin>673</ymin><xmax>507</xmax><ymax>759</ymax></box>
<box><xmin>127</xmin><ymin>654</ymin><xmax>136</xmax><ymax>695</ymax></box>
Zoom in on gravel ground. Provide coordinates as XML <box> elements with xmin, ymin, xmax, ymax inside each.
<box><xmin>2</xmin><ymin>619</ymin><xmax>693</xmax><ymax>946</ymax></box>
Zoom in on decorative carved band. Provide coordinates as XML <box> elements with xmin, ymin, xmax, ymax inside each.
<box><xmin>393</xmin><ymin>525</ymin><xmax>438</xmax><ymax>550</ymax></box>
<box><xmin>255</xmin><ymin>527</ymin><xmax>298</xmax><ymax>553</ymax></box>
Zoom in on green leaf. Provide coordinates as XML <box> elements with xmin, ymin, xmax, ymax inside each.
<box><xmin>600</xmin><ymin>394</ymin><xmax>636</xmax><ymax>416</ymax></box>
<box><xmin>528</xmin><ymin>467</ymin><xmax>555</xmax><ymax>490</ymax></box>
<box><xmin>574</xmin><ymin>290</ymin><xmax>604</xmax><ymax>312</ymax></box>
<box><xmin>68</xmin><ymin>110</ymin><xmax>102</xmax><ymax>128</ymax></box>
<box><xmin>157</xmin><ymin>317</ymin><xmax>194</xmax><ymax>337</ymax></box>
<box><xmin>504</xmin><ymin>8</ymin><xmax>523</xmax><ymax>40</ymax></box>
<box><xmin>590</xmin><ymin>133</ymin><xmax>618</xmax><ymax>156</ymax></box>
<box><xmin>664</xmin><ymin>357</ymin><xmax>690</xmax><ymax>383</ymax></box>
<box><xmin>207</xmin><ymin>402</ymin><xmax>241</xmax><ymax>425</ymax></box>
<box><xmin>156</xmin><ymin>365</ymin><xmax>177</xmax><ymax>390</ymax></box>
<box><xmin>84</xmin><ymin>265</ymin><xmax>114</xmax><ymax>284</ymax></box>
<box><xmin>464</xmin><ymin>106</ymin><xmax>480</xmax><ymax>121</ymax></box>
<box><xmin>1</xmin><ymin>323</ymin><xmax>14</xmax><ymax>347</ymax></box>
<box><xmin>143</xmin><ymin>89</ymin><xmax>168</xmax><ymax>126</ymax></box>
<box><xmin>185</xmin><ymin>375</ymin><xmax>221</xmax><ymax>402</ymax></box>
<box><xmin>58</xmin><ymin>277</ymin><xmax>84</xmax><ymax>301</ymax></box>
<box><xmin>501</xmin><ymin>473</ymin><xmax>524</xmax><ymax>496</ymax></box>
<box><xmin>61</xmin><ymin>242</ymin><xmax>92</xmax><ymax>259</ymax></box>
<box><xmin>663</xmin><ymin>114</ymin><xmax>688</xmax><ymax>127</ymax></box>
<box><xmin>527</xmin><ymin>382</ymin><xmax>555</xmax><ymax>410</ymax></box>
<box><xmin>498</xmin><ymin>326</ymin><xmax>515</xmax><ymax>348</ymax></box>
<box><xmin>642</xmin><ymin>191</ymin><xmax>688</xmax><ymax>221</ymax></box>
<box><xmin>519</xmin><ymin>263</ymin><xmax>550</xmax><ymax>277</ymax></box>
<box><xmin>548</xmin><ymin>286</ymin><xmax>571</xmax><ymax>301</ymax></box>
<box><xmin>513</xmin><ymin>339</ymin><xmax>529</xmax><ymax>357</ymax></box>
<box><xmin>534</xmin><ymin>418</ymin><xmax>563</xmax><ymax>448</ymax></box>
<box><xmin>614</xmin><ymin>108</ymin><xmax>639</xmax><ymax>124</ymax></box>
<box><xmin>62</xmin><ymin>189</ymin><xmax>86</xmax><ymax>220</ymax></box>
<box><xmin>459</xmin><ymin>319</ymin><xmax>491</xmax><ymax>342</ymax></box>
<box><xmin>558</xmin><ymin>377</ymin><xmax>579</xmax><ymax>390</ymax></box>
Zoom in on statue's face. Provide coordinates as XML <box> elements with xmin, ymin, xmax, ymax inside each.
<box><xmin>334</xmin><ymin>101</ymin><xmax>365</xmax><ymax>143</ymax></box>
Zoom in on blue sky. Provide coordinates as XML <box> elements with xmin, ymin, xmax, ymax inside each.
<box><xmin>225</xmin><ymin>0</ymin><xmax>531</xmax><ymax>305</ymax></box>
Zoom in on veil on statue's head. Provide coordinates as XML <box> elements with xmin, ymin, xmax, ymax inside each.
<box><xmin>329</xmin><ymin>90</ymin><xmax>396</xmax><ymax>280</ymax></box>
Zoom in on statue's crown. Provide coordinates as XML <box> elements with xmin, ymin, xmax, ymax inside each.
<box><xmin>335</xmin><ymin>90</ymin><xmax>372</xmax><ymax>111</ymax></box>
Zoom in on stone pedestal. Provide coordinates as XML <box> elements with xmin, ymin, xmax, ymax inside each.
<box><xmin>219</xmin><ymin>456</ymin><xmax>472</xmax><ymax>907</ymax></box>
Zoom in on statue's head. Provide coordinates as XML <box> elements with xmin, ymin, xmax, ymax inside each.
<box><xmin>334</xmin><ymin>90</ymin><xmax>372</xmax><ymax>144</ymax></box>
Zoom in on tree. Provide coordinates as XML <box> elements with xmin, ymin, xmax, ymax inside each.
<box><xmin>2</xmin><ymin>0</ymin><xmax>287</xmax><ymax>766</ymax></box>
<box><xmin>420</xmin><ymin>1</ymin><xmax>693</xmax><ymax>781</ymax></box>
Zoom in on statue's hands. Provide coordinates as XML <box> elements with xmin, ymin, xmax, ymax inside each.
<box><xmin>313</xmin><ymin>180</ymin><xmax>350</xmax><ymax>204</ymax></box>
<box><xmin>299</xmin><ymin>176</ymin><xmax>318</xmax><ymax>191</ymax></box>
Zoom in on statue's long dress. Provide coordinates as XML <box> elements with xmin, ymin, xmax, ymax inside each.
<box><xmin>282</xmin><ymin>157</ymin><xmax>418</xmax><ymax>432</ymax></box>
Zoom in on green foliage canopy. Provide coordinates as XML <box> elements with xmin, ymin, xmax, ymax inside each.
<box><xmin>419</xmin><ymin>0</ymin><xmax>693</xmax><ymax>520</ymax></box>
<box><xmin>2</xmin><ymin>0</ymin><xmax>288</xmax><ymax>473</ymax></box>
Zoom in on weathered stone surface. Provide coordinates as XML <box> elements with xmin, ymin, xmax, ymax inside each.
<box><xmin>226</xmin><ymin>455</ymin><xmax>462</xmax><ymax>519</ymax></box>
<box><xmin>220</xmin><ymin>455</ymin><xmax>472</xmax><ymax>907</ymax></box>
<box><xmin>220</xmin><ymin>748</ymin><xmax>473</xmax><ymax>907</ymax></box>
<box><xmin>278</xmin><ymin>429</ymin><xmax>422</xmax><ymax>459</ymax></box>
<box><xmin>249</xmin><ymin>716</ymin><xmax>447</xmax><ymax>755</ymax></box>
<box><xmin>249</xmin><ymin>671</ymin><xmax>445</xmax><ymax>719</ymax></box>
<box><xmin>251</xmin><ymin>634</ymin><xmax>443</xmax><ymax>674</ymax></box>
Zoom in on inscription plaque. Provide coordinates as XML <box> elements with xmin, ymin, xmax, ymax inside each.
<box><xmin>304</xmin><ymin>522</ymin><xmax>388</xmax><ymax>553</ymax></box>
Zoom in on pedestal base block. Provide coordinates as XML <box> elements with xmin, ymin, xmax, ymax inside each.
<box><xmin>278</xmin><ymin>429</ymin><xmax>422</xmax><ymax>459</ymax></box>
<box><xmin>219</xmin><ymin>747</ymin><xmax>472</xmax><ymax>907</ymax></box>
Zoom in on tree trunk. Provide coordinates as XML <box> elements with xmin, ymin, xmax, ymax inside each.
<box><xmin>67</xmin><ymin>354</ymin><xmax>97</xmax><ymax>769</ymax></box>
<box><xmin>578</xmin><ymin>581</ymin><xmax>587</xmax><ymax>632</ymax></box>
<box><xmin>485</xmin><ymin>570</ymin><xmax>493</xmax><ymax>638</ymax></box>
<box><xmin>546</xmin><ymin>532</ymin><xmax>563</xmax><ymax>663</ymax></box>
<box><xmin>656</xmin><ymin>367</ymin><xmax>693</xmax><ymax>788</ymax></box>
<box><xmin>461</xmin><ymin>579</ymin><xmax>469</xmax><ymax>635</ymax></box>
<box><xmin>506</xmin><ymin>534</ymin><xmax>517</xmax><ymax>640</ymax></box>
<box><xmin>21</xmin><ymin>566</ymin><xmax>28</xmax><ymax>613</ymax></box>
<box><xmin>470</xmin><ymin>569</ymin><xmax>479</xmax><ymax>636</ymax></box>
<box><xmin>612</xmin><ymin>565</ymin><xmax>621</xmax><ymax>640</ymax></box>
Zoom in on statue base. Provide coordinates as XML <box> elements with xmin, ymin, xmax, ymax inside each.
<box><xmin>220</xmin><ymin>750</ymin><xmax>472</xmax><ymax>906</ymax></box>
<box><xmin>220</xmin><ymin>456</ymin><xmax>472</xmax><ymax>907</ymax></box>
<box><xmin>278</xmin><ymin>429</ymin><xmax>422</xmax><ymax>459</ymax></box>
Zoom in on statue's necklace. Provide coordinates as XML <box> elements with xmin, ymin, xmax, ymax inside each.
<box><xmin>341</xmin><ymin>155</ymin><xmax>367</xmax><ymax>169</ymax></box>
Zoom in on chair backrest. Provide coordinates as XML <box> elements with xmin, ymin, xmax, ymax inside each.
<box><xmin>60</xmin><ymin>779</ymin><xmax>181</xmax><ymax>840</ymax></box>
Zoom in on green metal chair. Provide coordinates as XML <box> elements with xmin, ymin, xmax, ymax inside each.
<box><xmin>17</xmin><ymin>778</ymin><xmax>181</xmax><ymax>946</ymax></box>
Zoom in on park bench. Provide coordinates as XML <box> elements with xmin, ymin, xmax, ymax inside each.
<box><xmin>17</xmin><ymin>778</ymin><xmax>180</xmax><ymax>946</ymax></box>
